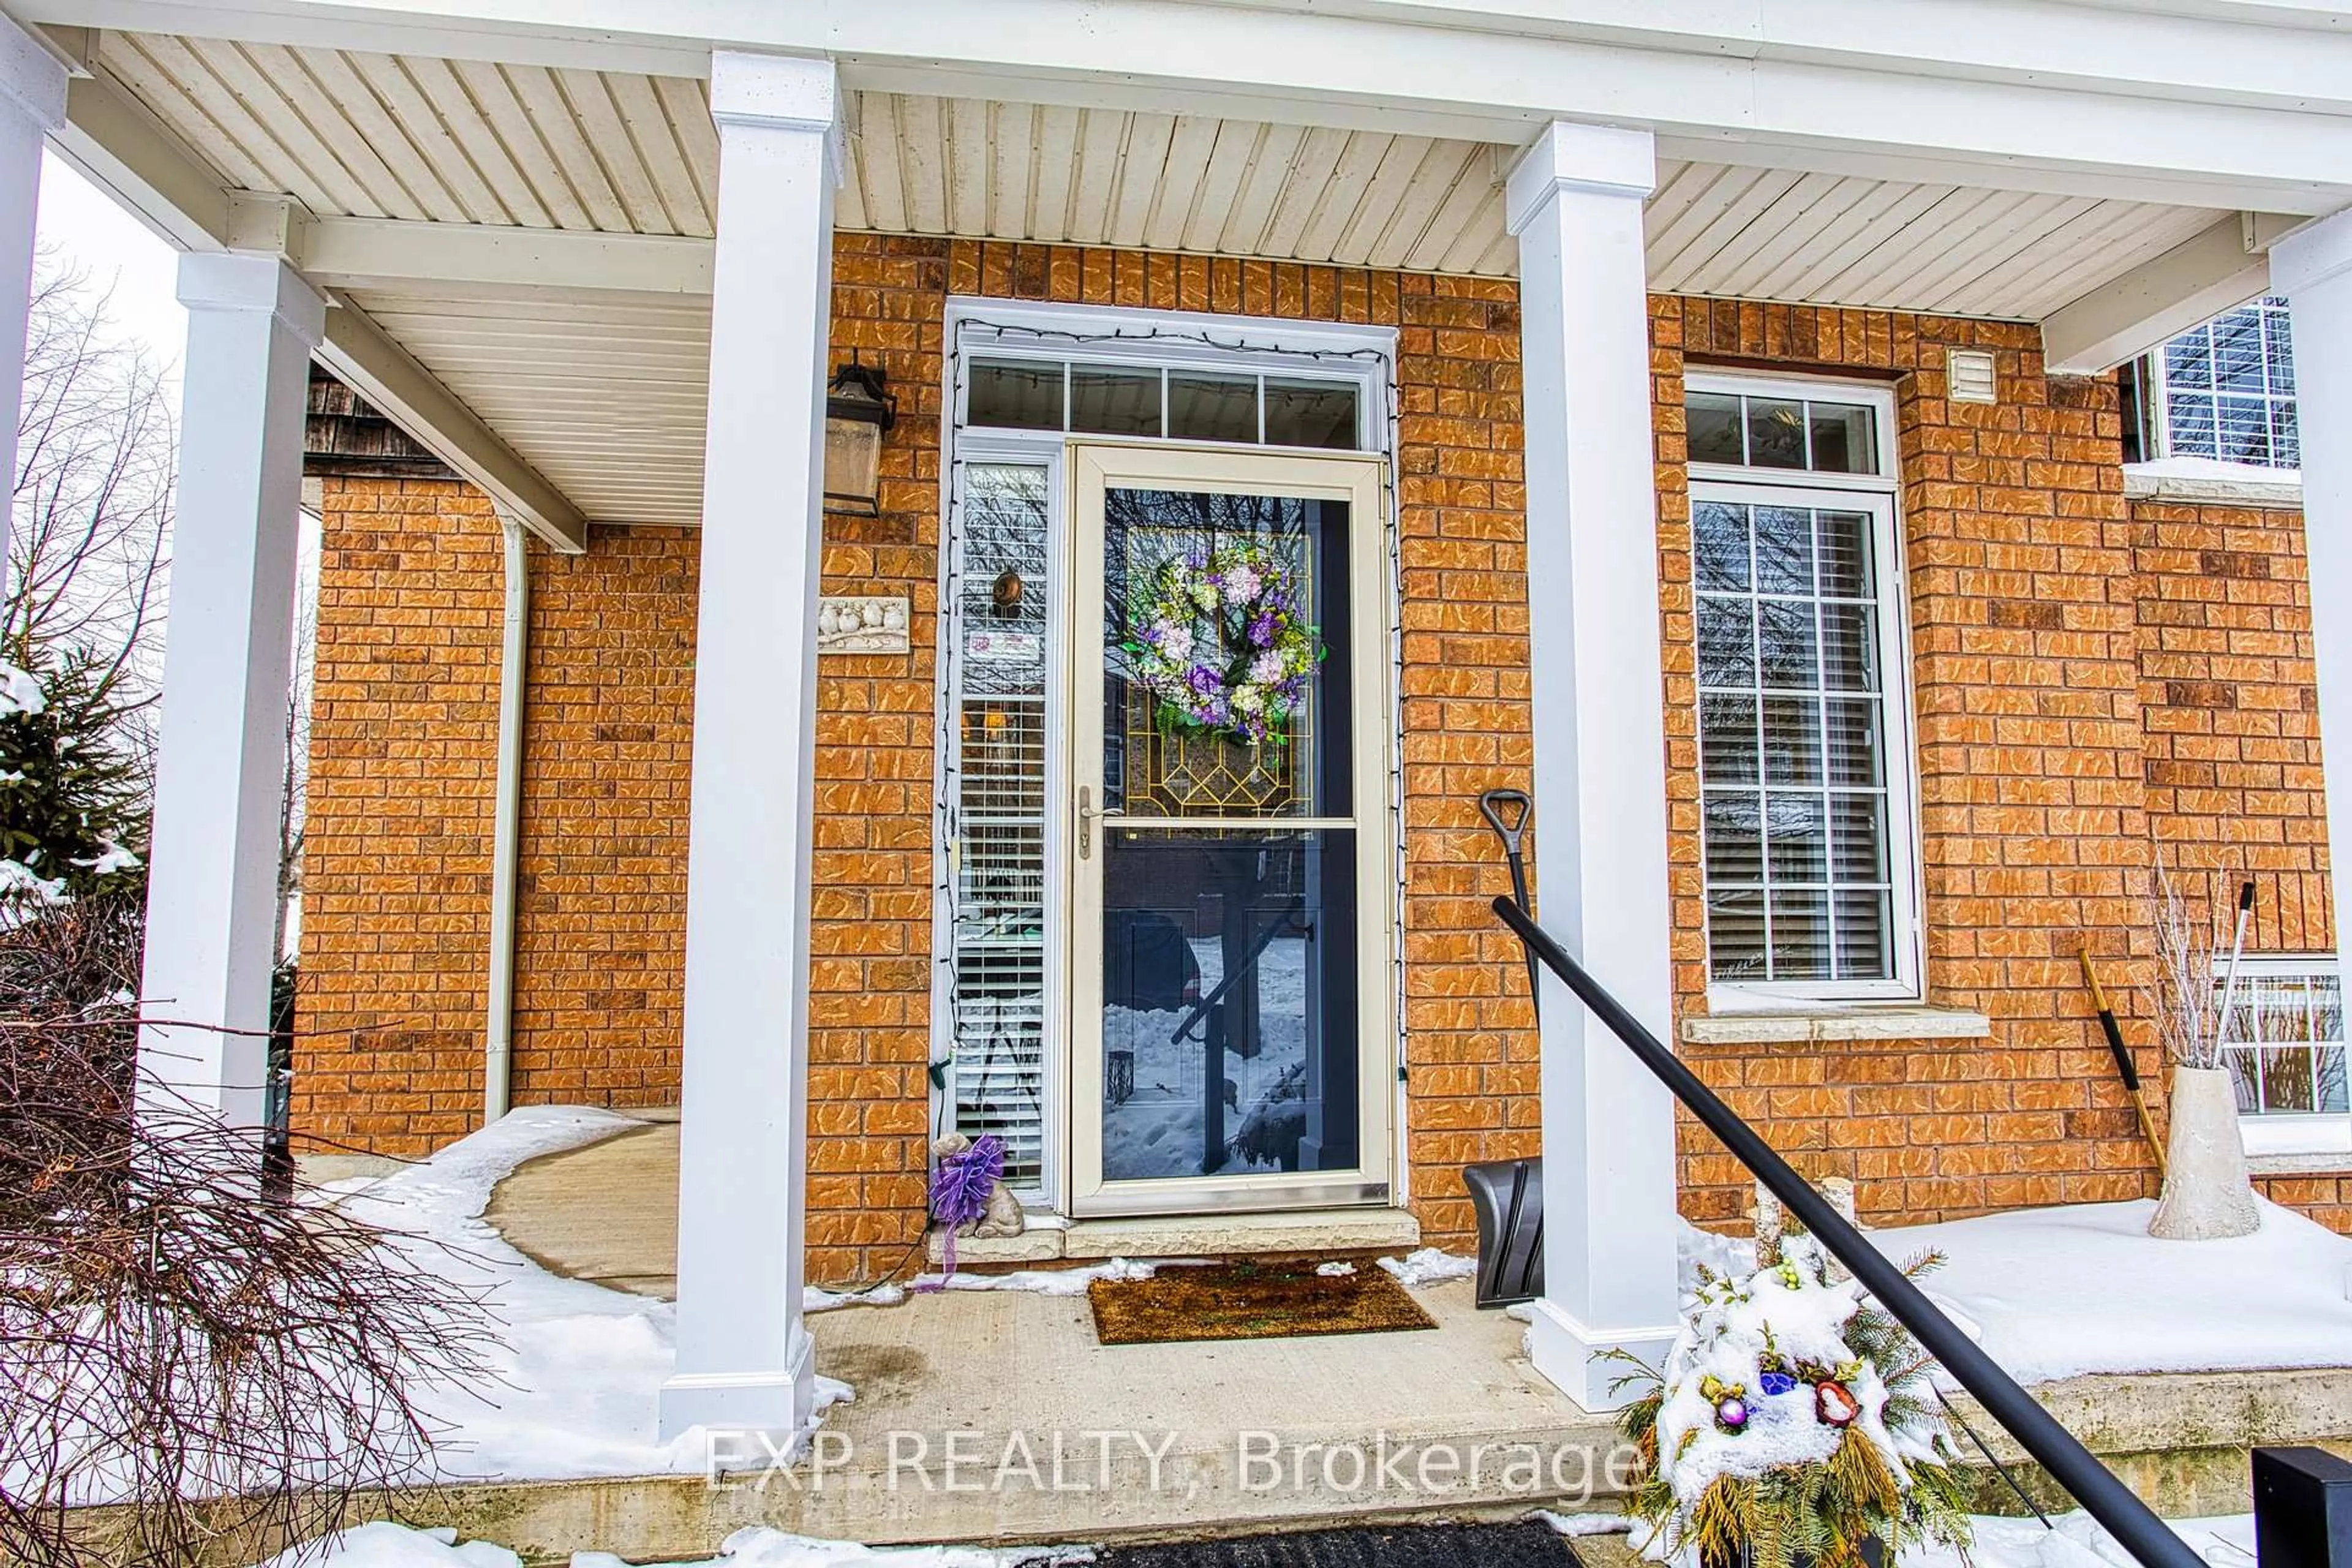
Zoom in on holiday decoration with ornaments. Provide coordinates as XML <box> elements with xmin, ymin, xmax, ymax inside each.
<box><xmin>1126</xmin><ymin>545</ymin><xmax>1322</xmax><ymax>749</ymax></box>
<box><xmin>1608</xmin><ymin>1226</ymin><xmax>1973</xmax><ymax>1568</ymax></box>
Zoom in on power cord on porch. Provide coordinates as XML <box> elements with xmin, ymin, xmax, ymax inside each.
<box><xmin>820</xmin><ymin>1225</ymin><xmax>933</xmax><ymax>1301</ymax></box>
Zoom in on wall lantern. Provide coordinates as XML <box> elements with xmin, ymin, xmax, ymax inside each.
<box><xmin>822</xmin><ymin>355</ymin><xmax>897</xmax><ymax>516</ymax></box>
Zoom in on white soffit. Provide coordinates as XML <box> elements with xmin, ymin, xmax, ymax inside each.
<box><xmin>86</xmin><ymin>29</ymin><xmax>2247</xmax><ymax>527</ymax></box>
<box><xmin>346</xmin><ymin>287</ymin><xmax>711</xmax><ymax>526</ymax></box>
<box><xmin>88</xmin><ymin>34</ymin><xmax>2230</xmax><ymax>317</ymax></box>
<box><xmin>1642</xmin><ymin>162</ymin><xmax>2226</xmax><ymax>321</ymax></box>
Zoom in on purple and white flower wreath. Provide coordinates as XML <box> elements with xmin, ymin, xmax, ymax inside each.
<box><xmin>1126</xmin><ymin>543</ymin><xmax>1321</xmax><ymax>748</ymax></box>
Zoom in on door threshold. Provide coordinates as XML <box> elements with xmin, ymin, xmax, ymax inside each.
<box><xmin>925</xmin><ymin>1206</ymin><xmax>1420</xmax><ymax>1267</ymax></box>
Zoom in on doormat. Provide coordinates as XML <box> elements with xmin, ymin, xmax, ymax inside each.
<box><xmin>1088</xmin><ymin>1517</ymin><xmax>1581</xmax><ymax>1568</ymax></box>
<box><xmin>1087</xmin><ymin>1256</ymin><xmax>1437</xmax><ymax>1344</ymax></box>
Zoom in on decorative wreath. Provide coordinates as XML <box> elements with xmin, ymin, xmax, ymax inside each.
<box><xmin>1126</xmin><ymin>544</ymin><xmax>1321</xmax><ymax>748</ymax></box>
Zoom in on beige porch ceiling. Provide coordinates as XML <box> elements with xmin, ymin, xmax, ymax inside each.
<box><xmin>82</xmin><ymin>28</ymin><xmax>2243</xmax><ymax>526</ymax></box>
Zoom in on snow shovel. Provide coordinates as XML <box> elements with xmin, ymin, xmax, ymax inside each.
<box><xmin>2079</xmin><ymin>948</ymin><xmax>2166</xmax><ymax>1183</ymax></box>
<box><xmin>1479</xmin><ymin>789</ymin><xmax>1538</xmax><ymax>1015</ymax></box>
<box><xmin>1463</xmin><ymin>1155</ymin><xmax>1544</xmax><ymax>1308</ymax></box>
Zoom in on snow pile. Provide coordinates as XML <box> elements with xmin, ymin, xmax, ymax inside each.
<box><xmin>251</xmin><ymin>1522</ymin><xmax>1094</xmax><ymax>1568</ymax></box>
<box><xmin>1537</xmin><ymin>1509</ymin><xmax>2255</xmax><ymax>1568</ymax></box>
<box><xmin>1907</xmin><ymin>1512</ymin><xmax>2255</xmax><ymax>1568</ymax></box>
<box><xmin>70</xmin><ymin>839</ymin><xmax>141</xmax><ymax>875</ymax></box>
<box><xmin>804</xmin><ymin>1283</ymin><xmax>908</xmax><ymax>1313</ymax></box>
<box><xmin>1870</xmin><ymin>1197</ymin><xmax>2352</xmax><ymax>1384</ymax></box>
<box><xmin>1379</xmin><ymin>1248</ymin><xmax>1476</xmax><ymax>1287</ymax></box>
<box><xmin>330</xmin><ymin>1107</ymin><xmax>852</xmax><ymax>1484</ymax></box>
<box><xmin>914</xmin><ymin>1258</ymin><xmax>1159</xmax><ymax>1296</ymax></box>
<box><xmin>0</xmin><ymin>855</ymin><xmax>66</xmax><ymax>904</ymax></box>
<box><xmin>250</xmin><ymin>1521</ymin><xmax>521</xmax><ymax>1567</ymax></box>
<box><xmin>0</xmin><ymin>660</ymin><xmax>45</xmax><ymax>715</ymax></box>
<box><xmin>2124</xmin><ymin>455</ymin><xmax>2298</xmax><ymax>486</ymax></box>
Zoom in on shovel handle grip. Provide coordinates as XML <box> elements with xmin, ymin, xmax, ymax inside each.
<box><xmin>2078</xmin><ymin>950</ymin><xmax>2140</xmax><ymax>1093</ymax></box>
<box><xmin>1478</xmin><ymin>789</ymin><xmax>1532</xmax><ymax>854</ymax></box>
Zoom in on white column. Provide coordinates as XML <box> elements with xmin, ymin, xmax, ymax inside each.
<box><xmin>0</xmin><ymin>20</ymin><xmax>65</xmax><ymax>587</ymax></box>
<box><xmin>2274</xmin><ymin>211</ymin><xmax>2352</xmax><ymax>980</ymax></box>
<box><xmin>1506</xmin><ymin>121</ymin><xmax>1683</xmax><ymax>1411</ymax></box>
<box><xmin>138</xmin><ymin>254</ymin><xmax>325</xmax><ymax>1131</ymax></box>
<box><xmin>659</xmin><ymin>51</ymin><xmax>839</xmax><ymax>1443</ymax></box>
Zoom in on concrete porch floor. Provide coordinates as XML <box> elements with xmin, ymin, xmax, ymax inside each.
<box><xmin>483</xmin><ymin>1115</ymin><xmax>1427</xmax><ymax>1297</ymax></box>
<box><xmin>451</xmin><ymin>1115</ymin><xmax>2352</xmax><ymax>1564</ymax></box>
<box><xmin>464</xmin><ymin>1113</ymin><xmax>1628</xmax><ymax>1557</ymax></box>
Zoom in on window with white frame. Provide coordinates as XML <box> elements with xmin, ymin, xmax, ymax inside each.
<box><xmin>2147</xmin><ymin>297</ymin><xmax>2299</xmax><ymax>470</ymax></box>
<box><xmin>1686</xmin><ymin>376</ymin><xmax>1920</xmax><ymax>1001</ymax></box>
<box><xmin>2221</xmin><ymin>958</ymin><xmax>2348</xmax><ymax>1155</ymax></box>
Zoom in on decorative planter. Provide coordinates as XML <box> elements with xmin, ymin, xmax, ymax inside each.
<box><xmin>2147</xmin><ymin>1064</ymin><xmax>2260</xmax><ymax>1240</ymax></box>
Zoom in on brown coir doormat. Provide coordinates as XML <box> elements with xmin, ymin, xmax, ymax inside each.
<box><xmin>1088</xmin><ymin>1257</ymin><xmax>1437</xmax><ymax>1345</ymax></box>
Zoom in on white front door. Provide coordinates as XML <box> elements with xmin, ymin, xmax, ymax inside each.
<box><xmin>1066</xmin><ymin>442</ymin><xmax>1394</xmax><ymax>1216</ymax></box>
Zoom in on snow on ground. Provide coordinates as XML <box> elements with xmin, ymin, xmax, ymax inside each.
<box><xmin>1380</xmin><ymin>1248</ymin><xmax>1477</xmax><ymax>1287</ymax></box>
<box><xmin>1533</xmin><ymin>1510</ymin><xmax>2256</xmax><ymax>1568</ymax></box>
<box><xmin>333</xmin><ymin>1107</ymin><xmax>850</xmax><ymax>1485</ymax></box>
<box><xmin>335</xmin><ymin>1111</ymin><xmax>1180</xmax><ymax>1482</ymax></box>
<box><xmin>330</xmin><ymin>1106</ymin><xmax>699</xmax><ymax>1482</ymax></box>
<box><xmin>1867</xmin><ymin>1197</ymin><xmax>2352</xmax><ymax>1384</ymax></box>
<box><xmin>252</xmin><ymin>1522</ymin><xmax>1095</xmax><ymax>1568</ymax></box>
<box><xmin>1909</xmin><ymin>1512</ymin><xmax>2255</xmax><ymax>1568</ymax></box>
<box><xmin>266</xmin><ymin>1512</ymin><xmax>2256</xmax><ymax>1568</ymax></box>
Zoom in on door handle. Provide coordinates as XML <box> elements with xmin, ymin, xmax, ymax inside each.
<box><xmin>1078</xmin><ymin>785</ymin><xmax>1095</xmax><ymax>860</ymax></box>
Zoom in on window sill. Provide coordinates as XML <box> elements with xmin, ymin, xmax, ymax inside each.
<box><xmin>2122</xmin><ymin>461</ymin><xmax>2302</xmax><ymax>510</ymax></box>
<box><xmin>1681</xmin><ymin>1005</ymin><xmax>1992</xmax><ymax>1046</ymax></box>
<box><xmin>2247</xmin><ymin>1152</ymin><xmax>2352</xmax><ymax>1178</ymax></box>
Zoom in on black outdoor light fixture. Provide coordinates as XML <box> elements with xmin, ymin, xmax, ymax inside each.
<box><xmin>821</xmin><ymin>354</ymin><xmax>897</xmax><ymax>516</ymax></box>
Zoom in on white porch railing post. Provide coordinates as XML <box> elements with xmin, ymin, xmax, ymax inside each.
<box><xmin>0</xmin><ymin>18</ymin><xmax>62</xmax><ymax>592</ymax></box>
<box><xmin>137</xmin><ymin>253</ymin><xmax>325</xmax><ymax>1133</ymax></box>
<box><xmin>2274</xmin><ymin>213</ymin><xmax>2352</xmax><ymax>993</ymax></box>
<box><xmin>658</xmin><ymin>50</ymin><xmax>839</xmax><ymax>1443</ymax></box>
<box><xmin>1505</xmin><ymin>120</ymin><xmax>1683</xmax><ymax>1411</ymax></box>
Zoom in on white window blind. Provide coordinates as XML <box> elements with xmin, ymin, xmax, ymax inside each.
<box><xmin>947</xmin><ymin>464</ymin><xmax>1051</xmax><ymax>1189</ymax></box>
<box><xmin>1696</xmin><ymin>499</ymin><xmax>1893</xmax><ymax>983</ymax></box>
<box><xmin>1687</xmin><ymin>375</ymin><xmax>1918</xmax><ymax>1001</ymax></box>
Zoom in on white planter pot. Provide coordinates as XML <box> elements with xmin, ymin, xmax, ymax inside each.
<box><xmin>2147</xmin><ymin>1064</ymin><xmax>2261</xmax><ymax>1240</ymax></box>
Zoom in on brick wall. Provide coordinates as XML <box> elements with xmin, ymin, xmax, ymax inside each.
<box><xmin>1651</xmin><ymin>298</ymin><xmax>2166</xmax><ymax>1231</ymax></box>
<box><xmin>296</xmin><ymin>477</ymin><xmax>505</xmax><ymax>1146</ymax></box>
<box><xmin>298</xmin><ymin>262</ymin><xmax>2351</xmax><ymax>1273</ymax></box>
<box><xmin>296</xmin><ymin>236</ymin><xmax>1543</xmax><ymax>1280</ymax></box>
<box><xmin>296</xmin><ymin>495</ymin><xmax>701</xmax><ymax>1147</ymax></box>
<box><xmin>2132</xmin><ymin>492</ymin><xmax>2346</xmax><ymax>1232</ymax></box>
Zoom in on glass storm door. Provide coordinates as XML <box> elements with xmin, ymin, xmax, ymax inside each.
<box><xmin>1068</xmin><ymin>443</ymin><xmax>1392</xmax><ymax>1216</ymax></box>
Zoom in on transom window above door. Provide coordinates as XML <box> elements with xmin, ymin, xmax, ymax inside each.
<box><xmin>967</xmin><ymin>357</ymin><xmax>1365</xmax><ymax>450</ymax></box>
<box><xmin>1686</xmin><ymin>374</ymin><xmax>1920</xmax><ymax>1005</ymax></box>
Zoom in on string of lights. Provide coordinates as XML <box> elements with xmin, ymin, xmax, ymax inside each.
<box><xmin>929</xmin><ymin>313</ymin><xmax>1412</xmax><ymax>1195</ymax></box>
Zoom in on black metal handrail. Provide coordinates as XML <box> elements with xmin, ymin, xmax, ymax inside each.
<box><xmin>1490</xmin><ymin>894</ymin><xmax>2202</xmax><ymax>1568</ymax></box>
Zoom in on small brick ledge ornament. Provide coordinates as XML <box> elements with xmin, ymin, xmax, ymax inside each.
<box><xmin>816</xmin><ymin>595</ymin><xmax>910</xmax><ymax>654</ymax></box>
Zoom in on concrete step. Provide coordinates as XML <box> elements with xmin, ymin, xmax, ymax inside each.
<box><xmin>932</xmin><ymin>1207</ymin><xmax>1423</xmax><ymax>1267</ymax></box>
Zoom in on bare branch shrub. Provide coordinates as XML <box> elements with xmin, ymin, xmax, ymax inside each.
<box><xmin>2150</xmin><ymin>856</ymin><xmax>2229</xmax><ymax>1070</ymax></box>
<box><xmin>0</xmin><ymin>884</ymin><xmax>498</xmax><ymax>1567</ymax></box>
